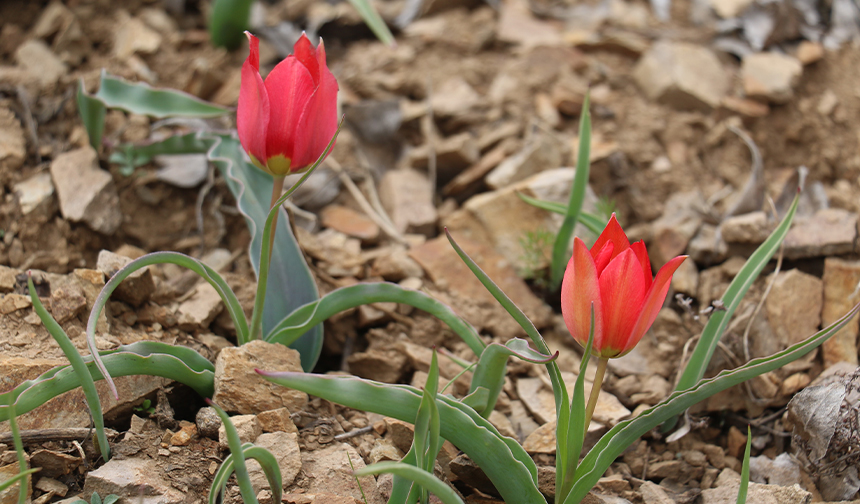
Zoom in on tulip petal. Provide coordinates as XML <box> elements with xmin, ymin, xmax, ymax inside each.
<box><xmin>561</xmin><ymin>238</ymin><xmax>604</xmax><ymax>350</ymax></box>
<box><xmin>625</xmin><ymin>255</ymin><xmax>687</xmax><ymax>356</ymax></box>
<box><xmin>590</xmin><ymin>214</ymin><xmax>630</xmax><ymax>263</ymax></box>
<box><xmin>630</xmin><ymin>241</ymin><xmax>652</xmax><ymax>290</ymax></box>
<box><xmin>289</xmin><ymin>39</ymin><xmax>339</xmax><ymax>169</ymax></box>
<box><xmin>264</xmin><ymin>51</ymin><xmax>316</xmax><ymax>166</ymax></box>
<box><xmin>292</xmin><ymin>33</ymin><xmax>320</xmax><ymax>85</ymax></box>
<box><xmin>598</xmin><ymin>248</ymin><xmax>647</xmax><ymax>357</ymax></box>
<box><xmin>593</xmin><ymin>241</ymin><xmax>614</xmax><ymax>275</ymax></box>
<box><xmin>237</xmin><ymin>32</ymin><xmax>270</xmax><ymax>167</ymax></box>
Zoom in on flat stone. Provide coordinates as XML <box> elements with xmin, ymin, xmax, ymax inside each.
<box><xmin>0</xmin><ymin>107</ymin><xmax>26</xmax><ymax>171</ymax></box>
<box><xmin>639</xmin><ymin>481</ymin><xmax>674</xmax><ymax>504</ymax></box>
<box><xmin>176</xmin><ymin>282</ymin><xmax>224</xmax><ymax>330</ymax></box>
<box><xmin>213</xmin><ymin>340</ymin><xmax>308</xmax><ymax>414</ymax></box>
<box><xmin>765</xmin><ymin>269</ymin><xmax>823</xmax><ymax>348</ymax></box>
<box><xmin>14</xmin><ymin>173</ymin><xmax>55</xmax><ymax>215</ymax></box>
<box><xmin>301</xmin><ymin>443</ymin><xmax>385</xmax><ymax>504</ymax></box>
<box><xmin>49</xmin><ymin>286</ymin><xmax>87</xmax><ymax>324</ymax></box>
<box><xmin>633</xmin><ymin>41</ymin><xmax>729</xmax><ymax>111</ymax></box>
<box><xmin>34</xmin><ymin>477</ymin><xmax>68</xmax><ymax>497</ymax></box>
<box><xmin>320</xmin><ymin>205</ymin><xmax>380</xmax><ymax>243</ymax></box>
<box><xmin>96</xmin><ymin>250</ymin><xmax>156</xmax><ymax>307</ymax></box>
<box><xmin>347</xmin><ymin>347</ymin><xmax>409</xmax><ymax>383</ymax></box>
<box><xmin>742</xmin><ymin>52</ymin><xmax>803</xmax><ymax>104</ymax></box>
<box><xmin>82</xmin><ymin>457</ymin><xmax>184</xmax><ymax>504</ymax></box>
<box><xmin>113</xmin><ymin>14</ymin><xmax>162</xmax><ymax>59</ymax></box>
<box><xmin>721</xmin><ymin>211</ymin><xmax>773</xmax><ymax>244</ymax></box>
<box><xmin>217</xmin><ymin>414</ymin><xmax>262</xmax><ymax>449</ymax></box>
<box><xmin>257</xmin><ymin>407</ymin><xmax>298</xmax><ymax>434</ymax></box>
<box><xmin>783</xmin><ymin>208</ymin><xmax>858</xmax><ymax>259</ymax></box>
<box><xmin>749</xmin><ymin>453</ymin><xmax>801</xmax><ymax>488</ymax></box>
<box><xmin>370</xmin><ymin>247</ymin><xmax>424</xmax><ymax>281</ymax></box>
<box><xmin>50</xmin><ymin>147</ymin><xmax>122</xmax><ymax>234</ymax></box>
<box><xmin>0</xmin><ymin>293</ymin><xmax>31</xmax><ymax>314</ymax></box>
<box><xmin>15</xmin><ymin>39</ymin><xmax>67</xmax><ymax>90</ymax></box>
<box><xmin>0</xmin><ymin>462</ymin><xmax>31</xmax><ymax>504</ymax></box>
<box><xmin>516</xmin><ymin>375</ymin><xmax>630</xmax><ymax>426</ymax></box>
<box><xmin>247</xmin><ymin>432</ymin><xmax>302</xmax><ymax>492</ymax></box>
<box><xmin>522</xmin><ymin>419</ymin><xmax>605</xmax><ymax>454</ymax></box>
<box><xmin>378</xmin><ymin>168</ymin><xmax>437</xmax><ymax>236</ymax></box>
<box><xmin>29</xmin><ymin>449</ymin><xmax>80</xmax><ymax>479</ymax></box>
<box><xmin>821</xmin><ymin>258</ymin><xmax>860</xmax><ymax>366</ymax></box>
<box><xmin>796</xmin><ymin>41</ymin><xmax>825</xmax><ymax>65</ymax></box>
<box><xmin>0</xmin><ymin>266</ymin><xmax>16</xmax><ymax>293</ymax></box>
<box><xmin>650</xmin><ymin>191</ymin><xmax>705</xmax><ymax>267</ymax></box>
<box><xmin>485</xmin><ymin>134</ymin><xmax>562</xmax><ymax>190</ymax></box>
<box><xmin>700</xmin><ymin>469</ymin><xmax>811</xmax><ymax>504</ymax></box>
<box><xmin>431</xmin><ymin>77</ymin><xmax>481</xmax><ymax>119</ymax></box>
<box><xmin>409</xmin><ymin>234</ymin><xmax>551</xmax><ymax>331</ymax></box>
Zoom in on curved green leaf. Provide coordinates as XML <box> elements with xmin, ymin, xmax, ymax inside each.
<box><xmin>266</xmin><ymin>282</ymin><xmax>486</xmax><ymax>357</ymax></box>
<box><xmin>565</xmin><ymin>301</ymin><xmax>860</xmax><ymax>503</ymax></box>
<box><xmin>346</xmin><ymin>0</ymin><xmax>395</xmax><ymax>46</ymax></box>
<box><xmin>469</xmin><ymin>338</ymin><xmax>556</xmax><ymax>416</ymax></box>
<box><xmin>258</xmin><ymin>371</ymin><xmax>543</xmax><ymax>504</ymax></box>
<box><xmin>516</xmin><ymin>193</ymin><xmax>605</xmax><ymax>236</ymax></box>
<box><xmin>85</xmin><ymin>251</ymin><xmax>247</xmax><ymax>398</ymax></box>
<box><xmin>356</xmin><ymin>462</ymin><xmax>464</xmax><ymax>504</ymax></box>
<box><xmin>208</xmin><ymin>401</ymin><xmax>258</xmax><ymax>504</ymax></box>
<box><xmin>210</xmin><ymin>443</ymin><xmax>283</xmax><ymax>504</ymax></box>
<box><xmin>666</xmin><ymin>191</ymin><xmax>801</xmax><ymax>430</ymax></box>
<box><xmin>738</xmin><ymin>425</ymin><xmax>752</xmax><ymax>504</ymax></box>
<box><xmin>0</xmin><ymin>342</ymin><xmax>215</xmax><ymax>421</ymax></box>
<box><xmin>208</xmin><ymin>0</ymin><xmax>253</xmax><ymax>50</ymax></box>
<box><xmin>28</xmin><ymin>277</ymin><xmax>109</xmax><ymax>462</ymax></box>
<box><xmin>550</xmin><ymin>95</ymin><xmax>591</xmax><ymax>290</ymax></box>
<box><xmin>86</xmin><ymin>71</ymin><xmax>228</xmax><ymax>119</ymax></box>
<box><xmin>77</xmin><ymin>79</ymin><xmax>106</xmax><ymax>150</ymax></box>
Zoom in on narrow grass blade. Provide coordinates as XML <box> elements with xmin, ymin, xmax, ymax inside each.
<box><xmin>208</xmin><ymin>0</ymin><xmax>253</xmax><ymax>50</ymax></box>
<box><xmin>207</xmin><ymin>401</ymin><xmax>258</xmax><ymax>504</ymax></box>
<box><xmin>265</xmin><ymin>282</ymin><xmax>485</xmax><ymax>357</ymax></box>
<box><xmin>28</xmin><ymin>276</ymin><xmax>109</xmax><ymax>462</ymax></box>
<box><xmin>0</xmin><ymin>469</ymin><xmax>39</xmax><ymax>494</ymax></box>
<box><xmin>737</xmin><ymin>425</ymin><xmax>752</xmax><ymax>504</ymax></box>
<box><xmin>356</xmin><ymin>463</ymin><xmax>464</xmax><ymax>504</ymax></box>
<box><xmin>445</xmin><ymin>229</ymin><xmax>568</xmax><ymax>417</ymax></box>
<box><xmin>85</xmin><ymin>251</ymin><xmax>248</xmax><ymax>398</ymax></box>
<box><xmin>666</xmin><ymin>192</ymin><xmax>800</xmax><ymax>431</ymax></box>
<box><xmin>258</xmin><ymin>371</ymin><xmax>543</xmax><ymax>504</ymax></box>
<box><xmin>469</xmin><ymin>338</ymin><xmax>556</xmax><ymax>416</ymax></box>
<box><xmin>347</xmin><ymin>0</ymin><xmax>396</xmax><ymax>45</ymax></box>
<box><xmin>5</xmin><ymin>402</ymin><xmax>30</xmax><ymax>504</ymax></box>
<box><xmin>549</xmin><ymin>95</ymin><xmax>591</xmax><ymax>290</ymax></box>
<box><xmin>564</xmin><ymin>301</ymin><xmax>860</xmax><ymax>503</ymax></box>
<box><xmin>516</xmin><ymin>193</ymin><xmax>605</xmax><ymax>236</ymax></box>
<box><xmin>0</xmin><ymin>341</ymin><xmax>215</xmax><ymax>421</ymax></box>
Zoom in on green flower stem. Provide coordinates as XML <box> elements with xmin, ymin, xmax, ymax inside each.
<box><xmin>8</xmin><ymin>403</ymin><xmax>28</xmax><ymax>504</ymax></box>
<box><xmin>583</xmin><ymin>356</ymin><xmax>608</xmax><ymax>435</ymax></box>
<box><xmin>267</xmin><ymin>175</ymin><xmax>286</xmax><ymax>258</ymax></box>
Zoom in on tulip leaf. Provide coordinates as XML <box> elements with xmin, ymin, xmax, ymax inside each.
<box><xmin>0</xmin><ymin>469</ymin><xmax>39</xmax><ymax>494</ymax></box>
<box><xmin>27</xmin><ymin>276</ymin><xmax>110</xmax><ymax>462</ymax></box>
<box><xmin>77</xmin><ymin>79</ymin><xmax>106</xmax><ymax>151</ymax></box>
<box><xmin>210</xmin><ymin>443</ymin><xmax>282</xmax><ymax>504</ymax></box>
<box><xmin>515</xmin><ymin>192</ymin><xmax>606</xmax><ymax>236</ymax></box>
<box><xmin>208</xmin><ymin>401</ymin><xmax>258</xmax><ymax>504</ymax></box>
<box><xmin>550</xmin><ymin>94</ymin><xmax>591</xmax><ymax>290</ymax></box>
<box><xmin>738</xmin><ymin>425</ymin><xmax>752</xmax><ymax>504</ymax></box>
<box><xmin>564</xmin><ymin>301</ymin><xmax>860</xmax><ymax>504</ymax></box>
<box><xmin>265</xmin><ymin>282</ymin><xmax>485</xmax><ymax>357</ymax></box>
<box><xmin>355</xmin><ymin>463</ymin><xmax>464</xmax><ymax>504</ymax></box>
<box><xmin>0</xmin><ymin>341</ymin><xmax>215</xmax><ymax>422</ymax></box>
<box><xmin>445</xmin><ymin>229</ymin><xmax>568</xmax><ymax>418</ymax></box>
<box><xmin>665</xmin><ymin>190</ymin><xmax>800</xmax><ymax>431</ymax></box>
<box><xmin>89</xmin><ymin>71</ymin><xmax>229</xmax><ymax>118</ymax></box>
<box><xmin>4</xmin><ymin>401</ymin><xmax>29</xmax><ymax>504</ymax></box>
<box><xmin>469</xmin><ymin>338</ymin><xmax>556</xmax><ymax>416</ymax></box>
<box><xmin>258</xmin><ymin>371</ymin><xmax>544</xmax><ymax>504</ymax></box>
<box><xmin>208</xmin><ymin>0</ymin><xmax>254</xmax><ymax>50</ymax></box>
<box><xmin>347</xmin><ymin>0</ymin><xmax>396</xmax><ymax>46</ymax></box>
<box><xmin>411</xmin><ymin>350</ymin><xmax>443</xmax><ymax>504</ymax></box>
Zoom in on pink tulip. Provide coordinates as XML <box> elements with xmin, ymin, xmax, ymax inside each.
<box><xmin>238</xmin><ymin>32</ymin><xmax>338</xmax><ymax>176</ymax></box>
<box><xmin>561</xmin><ymin>214</ymin><xmax>686</xmax><ymax>358</ymax></box>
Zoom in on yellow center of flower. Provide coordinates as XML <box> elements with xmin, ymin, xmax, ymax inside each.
<box><xmin>266</xmin><ymin>155</ymin><xmax>292</xmax><ymax>176</ymax></box>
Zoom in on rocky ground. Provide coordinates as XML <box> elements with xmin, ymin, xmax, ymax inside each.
<box><xmin>1</xmin><ymin>0</ymin><xmax>860</xmax><ymax>503</ymax></box>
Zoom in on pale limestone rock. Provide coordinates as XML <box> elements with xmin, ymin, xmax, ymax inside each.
<box><xmin>14</xmin><ymin>40</ymin><xmax>67</xmax><ymax>89</ymax></box>
<box><xmin>347</xmin><ymin>347</ymin><xmax>409</xmax><ymax>383</ymax></box>
<box><xmin>700</xmin><ymin>469</ymin><xmax>811</xmax><ymax>504</ymax></box>
<box><xmin>650</xmin><ymin>191</ymin><xmax>706</xmax><ymax>267</ymax></box>
<box><xmin>96</xmin><ymin>250</ymin><xmax>156</xmax><ymax>307</ymax></box>
<box><xmin>633</xmin><ymin>41</ymin><xmax>728</xmax><ymax>111</ymax></box>
<box><xmin>783</xmin><ymin>208</ymin><xmax>858</xmax><ymax>259</ymax></box>
<box><xmin>370</xmin><ymin>247</ymin><xmax>424</xmax><ymax>281</ymax></box>
<box><xmin>742</xmin><ymin>52</ymin><xmax>803</xmax><ymax>104</ymax></box>
<box><xmin>50</xmin><ymin>147</ymin><xmax>121</xmax><ymax>234</ymax></box>
<box><xmin>301</xmin><ymin>444</ymin><xmax>385</xmax><ymax>504</ymax></box>
<box><xmin>378</xmin><ymin>168</ymin><xmax>437</xmax><ymax>236</ymax></box>
<box><xmin>765</xmin><ymin>269</ymin><xmax>823</xmax><ymax>348</ymax></box>
<box><xmin>176</xmin><ymin>282</ymin><xmax>223</xmax><ymax>330</ymax></box>
<box><xmin>721</xmin><ymin>211</ymin><xmax>773</xmax><ymax>243</ymax></box>
<box><xmin>257</xmin><ymin>407</ymin><xmax>298</xmax><ymax>434</ymax></box>
<box><xmin>319</xmin><ymin>205</ymin><xmax>379</xmax><ymax>243</ymax></box>
<box><xmin>0</xmin><ymin>108</ymin><xmax>26</xmax><ymax>171</ymax></box>
<box><xmin>485</xmin><ymin>134</ymin><xmax>562</xmax><ymax>189</ymax></box>
<box><xmin>113</xmin><ymin>14</ymin><xmax>162</xmax><ymax>59</ymax></box>
<box><xmin>14</xmin><ymin>173</ymin><xmax>54</xmax><ymax>215</ymax></box>
<box><xmin>213</xmin><ymin>340</ymin><xmax>308</xmax><ymax>414</ymax></box>
<box><xmin>522</xmin><ymin>419</ymin><xmax>605</xmax><ymax>455</ymax></box>
<box><xmin>83</xmin><ymin>457</ymin><xmax>184</xmax><ymax>504</ymax></box>
<box><xmin>218</xmin><ymin>414</ymin><xmax>262</xmax><ymax>449</ymax></box>
<box><xmin>821</xmin><ymin>258</ymin><xmax>860</xmax><ymax>366</ymax></box>
<box><xmin>247</xmin><ymin>432</ymin><xmax>302</xmax><ymax>491</ymax></box>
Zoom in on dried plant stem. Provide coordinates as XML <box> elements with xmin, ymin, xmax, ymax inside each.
<box><xmin>584</xmin><ymin>356</ymin><xmax>609</xmax><ymax>433</ymax></box>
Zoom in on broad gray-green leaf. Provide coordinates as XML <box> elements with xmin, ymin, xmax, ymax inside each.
<box><xmin>86</xmin><ymin>71</ymin><xmax>228</xmax><ymax>118</ymax></box>
<box><xmin>564</xmin><ymin>301</ymin><xmax>860</xmax><ymax>503</ymax></box>
<box><xmin>356</xmin><ymin>463</ymin><xmax>464</xmax><ymax>504</ymax></box>
<box><xmin>469</xmin><ymin>338</ymin><xmax>556</xmax><ymax>416</ymax></box>
<box><xmin>208</xmin><ymin>0</ymin><xmax>253</xmax><ymax>50</ymax></box>
<box><xmin>259</xmin><ymin>371</ymin><xmax>544</xmax><ymax>504</ymax></box>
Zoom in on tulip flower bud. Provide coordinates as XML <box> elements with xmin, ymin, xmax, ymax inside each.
<box><xmin>561</xmin><ymin>214</ymin><xmax>686</xmax><ymax>358</ymax></box>
<box><xmin>238</xmin><ymin>32</ymin><xmax>338</xmax><ymax>176</ymax></box>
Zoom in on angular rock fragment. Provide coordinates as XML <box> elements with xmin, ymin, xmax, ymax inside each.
<box><xmin>50</xmin><ymin>147</ymin><xmax>122</xmax><ymax>234</ymax></box>
<box><xmin>633</xmin><ymin>41</ymin><xmax>729</xmax><ymax>111</ymax></box>
<box><xmin>742</xmin><ymin>52</ymin><xmax>803</xmax><ymax>104</ymax></box>
<box><xmin>96</xmin><ymin>250</ymin><xmax>156</xmax><ymax>307</ymax></box>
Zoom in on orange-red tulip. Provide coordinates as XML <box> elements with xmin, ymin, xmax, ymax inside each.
<box><xmin>561</xmin><ymin>214</ymin><xmax>686</xmax><ymax>358</ymax></box>
<box><xmin>238</xmin><ymin>32</ymin><xmax>338</xmax><ymax>176</ymax></box>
